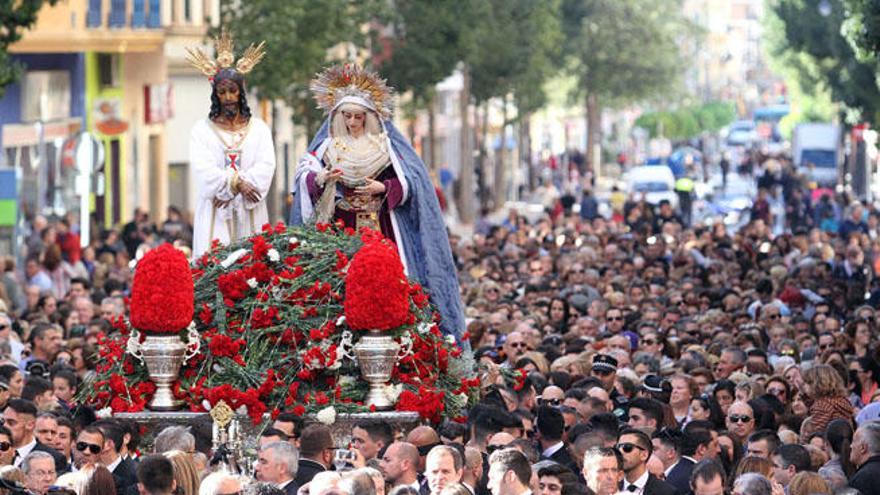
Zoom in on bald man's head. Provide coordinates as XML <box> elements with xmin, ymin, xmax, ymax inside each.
<box><xmin>390</xmin><ymin>442</ymin><xmax>420</xmax><ymax>465</ymax></box>
<box><xmin>407</xmin><ymin>426</ymin><xmax>441</xmax><ymax>471</ymax></box>
<box><xmin>407</xmin><ymin>426</ymin><xmax>441</xmax><ymax>446</ymax></box>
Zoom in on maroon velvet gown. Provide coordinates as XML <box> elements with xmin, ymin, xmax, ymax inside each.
<box><xmin>305</xmin><ymin>166</ymin><xmax>403</xmax><ymax>242</ymax></box>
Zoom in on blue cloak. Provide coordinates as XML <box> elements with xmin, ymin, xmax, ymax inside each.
<box><xmin>289</xmin><ymin>120</ymin><xmax>466</xmax><ymax>340</ymax></box>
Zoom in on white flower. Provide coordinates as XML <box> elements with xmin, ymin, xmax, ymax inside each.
<box><xmin>96</xmin><ymin>407</ymin><xmax>113</xmax><ymax>419</ymax></box>
<box><xmin>417</xmin><ymin>323</ymin><xmax>432</xmax><ymax>335</ymax></box>
<box><xmin>336</xmin><ymin>315</ymin><xmax>347</xmax><ymax>326</ymax></box>
<box><xmin>383</xmin><ymin>384</ymin><xmax>403</xmax><ymax>403</ymax></box>
<box><xmin>267</xmin><ymin>248</ymin><xmax>280</xmax><ymax>262</ymax></box>
<box><xmin>221</xmin><ymin>248</ymin><xmax>249</xmax><ymax>268</ymax></box>
<box><xmin>236</xmin><ymin>405</ymin><xmax>248</xmax><ymax>416</ymax></box>
<box><xmin>338</xmin><ymin>375</ymin><xmax>357</xmax><ymax>386</ymax></box>
<box><xmin>316</xmin><ymin>406</ymin><xmax>336</xmax><ymax>425</ymax></box>
<box><xmin>445</xmin><ymin>335</ymin><xmax>456</xmax><ymax>345</ymax></box>
<box><xmin>202</xmin><ymin>400</ymin><xmax>212</xmax><ymax>411</ymax></box>
<box><xmin>327</xmin><ymin>359</ymin><xmax>341</xmax><ymax>370</ymax></box>
<box><xmin>288</xmin><ymin>236</ymin><xmax>299</xmax><ymax>245</ymax></box>
<box><xmin>128</xmin><ymin>259</ymin><xmax>138</xmax><ymax>270</ymax></box>
<box><xmin>246</xmin><ymin>278</ymin><xmax>258</xmax><ymax>289</ymax></box>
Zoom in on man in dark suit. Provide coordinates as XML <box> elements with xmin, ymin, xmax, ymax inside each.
<box><xmin>617</xmin><ymin>428</ymin><xmax>676</xmax><ymax>495</ymax></box>
<box><xmin>256</xmin><ymin>441</ymin><xmax>299</xmax><ymax>495</ymax></box>
<box><xmin>294</xmin><ymin>424</ymin><xmax>334</xmax><ymax>488</ymax></box>
<box><xmin>135</xmin><ymin>455</ymin><xmax>176</xmax><ymax>495</ymax></box>
<box><xmin>93</xmin><ymin>419</ymin><xmax>138</xmax><ymax>495</ymax></box>
<box><xmin>652</xmin><ymin>428</ymin><xmax>693</xmax><ymax>494</ymax></box>
<box><xmin>849</xmin><ymin>422</ymin><xmax>880</xmax><ymax>495</ymax></box>
<box><xmin>4</xmin><ymin>399</ymin><xmax>67</xmax><ymax>474</ymax></box>
<box><xmin>536</xmin><ymin>406</ymin><xmax>578</xmax><ymax>474</ymax></box>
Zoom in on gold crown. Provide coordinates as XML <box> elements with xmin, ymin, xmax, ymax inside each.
<box><xmin>185</xmin><ymin>27</ymin><xmax>266</xmax><ymax>78</ymax></box>
<box><xmin>310</xmin><ymin>64</ymin><xmax>394</xmax><ymax>120</ymax></box>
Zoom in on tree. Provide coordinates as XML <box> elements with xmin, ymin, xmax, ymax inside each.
<box><xmin>465</xmin><ymin>0</ymin><xmax>562</xmax><ymax>210</ymax></box>
<box><xmin>767</xmin><ymin>0</ymin><xmax>880</xmax><ymax>124</ymax></box>
<box><xmin>561</xmin><ymin>0</ymin><xmax>694</xmax><ymax>171</ymax></box>
<box><xmin>218</xmin><ymin>0</ymin><xmax>380</xmax><ymax>134</ymax></box>
<box><xmin>0</xmin><ymin>0</ymin><xmax>58</xmax><ymax>98</ymax></box>
<box><xmin>374</xmin><ymin>0</ymin><xmax>478</xmax><ymax>169</ymax></box>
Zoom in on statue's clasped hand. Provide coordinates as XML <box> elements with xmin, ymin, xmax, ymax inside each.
<box><xmin>317</xmin><ymin>168</ymin><xmax>344</xmax><ymax>187</ymax></box>
<box><xmin>237</xmin><ymin>179</ymin><xmax>261</xmax><ymax>202</ymax></box>
<box><xmin>355</xmin><ymin>179</ymin><xmax>385</xmax><ymax>196</ymax></box>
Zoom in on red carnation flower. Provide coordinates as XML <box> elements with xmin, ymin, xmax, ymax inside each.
<box><xmin>344</xmin><ymin>238</ymin><xmax>410</xmax><ymax>331</ymax></box>
<box><xmin>129</xmin><ymin>244</ymin><xmax>194</xmax><ymax>334</ymax></box>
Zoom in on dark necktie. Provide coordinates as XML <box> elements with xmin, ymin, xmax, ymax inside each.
<box><xmin>627</xmin><ymin>484</ymin><xmax>638</xmax><ymax>492</ymax></box>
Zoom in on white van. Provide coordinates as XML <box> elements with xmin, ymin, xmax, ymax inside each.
<box><xmin>625</xmin><ymin>165</ymin><xmax>678</xmax><ymax>208</ymax></box>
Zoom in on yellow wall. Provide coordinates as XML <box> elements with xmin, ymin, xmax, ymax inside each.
<box><xmin>85</xmin><ymin>52</ymin><xmax>126</xmax><ymax>229</ymax></box>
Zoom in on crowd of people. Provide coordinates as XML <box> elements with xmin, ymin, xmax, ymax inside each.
<box><xmin>2</xmin><ymin>157</ymin><xmax>880</xmax><ymax>495</ymax></box>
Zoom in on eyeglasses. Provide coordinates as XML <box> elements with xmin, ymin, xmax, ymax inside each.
<box><xmin>607</xmin><ymin>316</ymin><xmax>624</xmax><ymax>321</ymax></box>
<box><xmin>728</xmin><ymin>415</ymin><xmax>752</xmax><ymax>424</ymax></box>
<box><xmin>642</xmin><ymin>339</ymin><xmax>658</xmax><ymax>345</ymax></box>
<box><xmin>540</xmin><ymin>398</ymin><xmax>563</xmax><ymax>407</ymax></box>
<box><xmin>76</xmin><ymin>441</ymin><xmax>102</xmax><ymax>454</ymax></box>
<box><xmin>766</xmin><ymin>314</ymin><xmax>781</xmax><ymax>320</ymax></box>
<box><xmin>417</xmin><ymin>442</ymin><xmax>442</xmax><ymax>457</ymax></box>
<box><xmin>487</xmin><ymin>444</ymin><xmax>506</xmax><ymax>456</ymax></box>
<box><xmin>0</xmin><ymin>325</ymin><xmax>8</xmax><ymax>331</ymax></box>
<box><xmin>509</xmin><ymin>342</ymin><xmax>528</xmax><ymax>349</ymax></box>
<box><xmin>819</xmin><ymin>343</ymin><xmax>832</xmax><ymax>350</ymax></box>
<box><xmin>0</xmin><ymin>442</ymin><xmax>10</xmax><ymax>452</ymax></box>
<box><xmin>29</xmin><ymin>470</ymin><xmax>55</xmax><ymax>478</ymax></box>
<box><xmin>616</xmin><ymin>443</ymin><xmax>646</xmax><ymax>454</ymax></box>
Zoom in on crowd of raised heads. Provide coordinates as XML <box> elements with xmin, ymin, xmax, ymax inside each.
<box><xmin>6</xmin><ymin>169</ymin><xmax>880</xmax><ymax>495</ymax></box>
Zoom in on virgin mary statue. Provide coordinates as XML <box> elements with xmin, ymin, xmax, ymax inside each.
<box><xmin>289</xmin><ymin>65</ymin><xmax>465</xmax><ymax>340</ymax></box>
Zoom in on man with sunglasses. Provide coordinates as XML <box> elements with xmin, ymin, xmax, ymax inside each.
<box><xmin>73</xmin><ymin>425</ymin><xmax>104</xmax><ymax>469</ymax></box>
<box><xmin>726</xmin><ymin>401</ymin><xmax>756</xmax><ymax>445</ymax></box>
<box><xmin>0</xmin><ymin>425</ymin><xmax>14</xmax><ymax>466</ymax></box>
<box><xmin>502</xmin><ymin>331</ymin><xmax>530</xmax><ymax>369</ymax></box>
<box><xmin>617</xmin><ymin>429</ymin><xmax>676</xmax><ymax>495</ymax></box>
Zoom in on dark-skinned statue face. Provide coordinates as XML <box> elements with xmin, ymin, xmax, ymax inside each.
<box><xmin>215</xmin><ymin>78</ymin><xmax>240</xmax><ymax>119</ymax></box>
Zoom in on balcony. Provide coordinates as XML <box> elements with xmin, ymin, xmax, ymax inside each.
<box><xmin>87</xmin><ymin>0</ymin><xmax>162</xmax><ymax>29</ymax></box>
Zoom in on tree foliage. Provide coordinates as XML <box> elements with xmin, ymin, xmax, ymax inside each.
<box><xmin>466</xmin><ymin>0</ymin><xmax>562</xmax><ymax>112</ymax></box>
<box><xmin>373</xmin><ymin>0</ymin><xmax>472</xmax><ymax>107</ymax></box>
<box><xmin>218</xmin><ymin>0</ymin><xmax>379</xmax><ymax>131</ymax></box>
<box><xmin>635</xmin><ymin>101</ymin><xmax>736</xmax><ymax>140</ymax></box>
<box><xmin>842</xmin><ymin>0</ymin><xmax>880</xmax><ymax>61</ymax></box>
<box><xmin>561</xmin><ymin>0</ymin><xmax>693</xmax><ymax>107</ymax></box>
<box><xmin>767</xmin><ymin>0</ymin><xmax>880</xmax><ymax>123</ymax></box>
<box><xmin>0</xmin><ymin>0</ymin><xmax>58</xmax><ymax>98</ymax></box>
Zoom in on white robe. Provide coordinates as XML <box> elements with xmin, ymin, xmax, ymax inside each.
<box><xmin>190</xmin><ymin>117</ymin><xmax>276</xmax><ymax>258</ymax></box>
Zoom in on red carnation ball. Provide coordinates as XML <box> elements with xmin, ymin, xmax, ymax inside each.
<box><xmin>130</xmin><ymin>244</ymin><xmax>194</xmax><ymax>333</ymax></box>
<box><xmin>344</xmin><ymin>237</ymin><xmax>410</xmax><ymax>331</ymax></box>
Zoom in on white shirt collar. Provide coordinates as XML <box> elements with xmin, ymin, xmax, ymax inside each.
<box><xmin>542</xmin><ymin>442</ymin><xmax>564</xmax><ymax>458</ymax></box>
<box><xmin>15</xmin><ymin>438</ymin><xmax>37</xmax><ymax>467</ymax></box>
<box><xmin>664</xmin><ymin>460</ymin><xmax>679</xmax><ymax>477</ymax></box>
<box><xmin>107</xmin><ymin>455</ymin><xmax>122</xmax><ymax>473</ymax></box>
<box><xmin>279</xmin><ymin>480</ymin><xmax>293</xmax><ymax>490</ymax></box>
<box><xmin>625</xmin><ymin>471</ymin><xmax>649</xmax><ymax>493</ymax></box>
